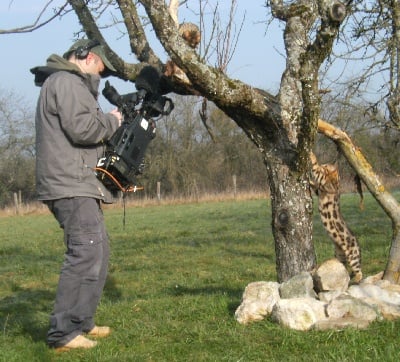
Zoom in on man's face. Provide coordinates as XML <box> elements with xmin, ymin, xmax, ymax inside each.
<box><xmin>87</xmin><ymin>52</ymin><xmax>105</xmax><ymax>75</ymax></box>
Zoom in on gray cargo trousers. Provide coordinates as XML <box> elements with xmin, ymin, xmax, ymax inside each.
<box><xmin>45</xmin><ymin>197</ymin><xmax>110</xmax><ymax>348</ymax></box>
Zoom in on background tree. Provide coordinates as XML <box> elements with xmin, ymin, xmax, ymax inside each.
<box><xmin>325</xmin><ymin>0</ymin><xmax>400</xmax><ymax>130</ymax></box>
<box><xmin>0</xmin><ymin>89</ymin><xmax>35</xmax><ymax>207</ymax></box>
<box><xmin>142</xmin><ymin>97</ymin><xmax>268</xmax><ymax>198</ymax></box>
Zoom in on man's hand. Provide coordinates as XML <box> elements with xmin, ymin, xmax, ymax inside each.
<box><xmin>110</xmin><ymin>108</ymin><xmax>123</xmax><ymax>126</ymax></box>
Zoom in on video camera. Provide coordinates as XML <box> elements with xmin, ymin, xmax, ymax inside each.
<box><xmin>96</xmin><ymin>66</ymin><xmax>174</xmax><ymax>193</ymax></box>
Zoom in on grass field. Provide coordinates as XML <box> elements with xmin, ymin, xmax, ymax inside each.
<box><xmin>0</xmin><ymin>193</ymin><xmax>399</xmax><ymax>361</ymax></box>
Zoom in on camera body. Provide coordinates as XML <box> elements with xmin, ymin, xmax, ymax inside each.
<box><xmin>96</xmin><ymin>113</ymin><xmax>156</xmax><ymax>191</ymax></box>
<box><xmin>96</xmin><ymin>67</ymin><xmax>173</xmax><ymax>192</ymax></box>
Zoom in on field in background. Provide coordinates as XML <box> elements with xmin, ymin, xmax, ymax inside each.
<box><xmin>1</xmin><ymin>193</ymin><xmax>399</xmax><ymax>361</ymax></box>
<box><xmin>0</xmin><ymin>190</ymin><xmax>270</xmax><ymax>217</ymax></box>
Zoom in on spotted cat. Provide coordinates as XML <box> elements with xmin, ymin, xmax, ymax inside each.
<box><xmin>310</xmin><ymin>152</ymin><xmax>362</xmax><ymax>282</ymax></box>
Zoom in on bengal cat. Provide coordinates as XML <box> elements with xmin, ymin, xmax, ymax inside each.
<box><xmin>310</xmin><ymin>152</ymin><xmax>362</xmax><ymax>283</ymax></box>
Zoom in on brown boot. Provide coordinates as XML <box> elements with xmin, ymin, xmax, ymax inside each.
<box><xmin>87</xmin><ymin>325</ymin><xmax>111</xmax><ymax>338</ymax></box>
<box><xmin>55</xmin><ymin>335</ymin><xmax>97</xmax><ymax>352</ymax></box>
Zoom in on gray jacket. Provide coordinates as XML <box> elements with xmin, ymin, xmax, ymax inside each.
<box><xmin>32</xmin><ymin>54</ymin><xmax>119</xmax><ymax>203</ymax></box>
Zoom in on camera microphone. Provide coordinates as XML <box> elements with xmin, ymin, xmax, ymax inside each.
<box><xmin>102</xmin><ymin>81</ymin><xmax>122</xmax><ymax>107</ymax></box>
<box><xmin>135</xmin><ymin>66</ymin><xmax>161</xmax><ymax>96</ymax></box>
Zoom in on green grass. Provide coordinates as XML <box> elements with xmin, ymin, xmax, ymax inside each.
<box><xmin>0</xmin><ymin>193</ymin><xmax>399</xmax><ymax>361</ymax></box>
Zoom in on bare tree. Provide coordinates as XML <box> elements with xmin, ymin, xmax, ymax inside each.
<box><xmin>326</xmin><ymin>0</ymin><xmax>400</xmax><ymax>130</ymax></box>
<box><xmin>0</xmin><ymin>89</ymin><xmax>35</xmax><ymax>205</ymax></box>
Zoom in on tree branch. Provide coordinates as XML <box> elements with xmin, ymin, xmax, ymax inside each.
<box><xmin>116</xmin><ymin>0</ymin><xmax>162</xmax><ymax>67</ymax></box>
<box><xmin>270</xmin><ymin>0</ymin><xmax>311</xmax><ymax>21</ymax></box>
<box><xmin>297</xmin><ymin>1</ymin><xmax>346</xmax><ymax>172</ymax></box>
<box><xmin>168</xmin><ymin>0</ymin><xmax>180</xmax><ymax>26</ymax></box>
<box><xmin>137</xmin><ymin>0</ymin><xmax>277</xmax><ymax>123</ymax></box>
<box><xmin>68</xmin><ymin>0</ymin><xmax>138</xmax><ymax>80</ymax></box>
<box><xmin>317</xmin><ymin>118</ymin><xmax>400</xmax><ymax>283</ymax></box>
<box><xmin>0</xmin><ymin>1</ymin><xmax>69</xmax><ymax>34</ymax></box>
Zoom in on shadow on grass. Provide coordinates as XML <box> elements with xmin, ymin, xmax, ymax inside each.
<box><xmin>166</xmin><ymin>284</ymin><xmax>243</xmax><ymax>316</ymax></box>
<box><xmin>0</xmin><ymin>287</ymin><xmax>53</xmax><ymax>342</ymax></box>
<box><xmin>0</xmin><ymin>274</ymin><xmax>122</xmax><ymax>344</ymax></box>
<box><xmin>226</xmin><ymin>249</ymin><xmax>274</xmax><ymax>260</ymax></box>
<box><xmin>103</xmin><ymin>273</ymin><xmax>123</xmax><ymax>301</ymax></box>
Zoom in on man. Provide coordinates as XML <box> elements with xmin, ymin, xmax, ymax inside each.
<box><xmin>31</xmin><ymin>39</ymin><xmax>122</xmax><ymax>351</ymax></box>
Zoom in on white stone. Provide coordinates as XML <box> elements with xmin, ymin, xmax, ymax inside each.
<box><xmin>326</xmin><ymin>295</ymin><xmax>378</xmax><ymax>321</ymax></box>
<box><xmin>375</xmin><ymin>301</ymin><xmax>400</xmax><ymax>320</ymax></box>
<box><xmin>348</xmin><ymin>284</ymin><xmax>400</xmax><ymax>305</ymax></box>
<box><xmin>314</xmin><ymin>317</ymin><xmax>372</xmax><ymax>330</ymax></box>
<box><xmin>313</xmin><ymin>258</ymin><xmax>350</xmax><ymax>292</ymax></box>
<box><xmin>236</xmin><ymin>268</ymin><xmax>400</xmax><ymax>330</ymax></box>
<box><xmin>361</xmin><ymin>271</ymin><xmax>384</xmax><ymax>285</ymax></box>
<box><xmin>382</xmin><ymin>283</ymin><xmax>400</xmax><ymax>294</ymax></box>
<box><xmin>271</xmin><ymin>298</ymin><xmax>327</xmax><ymax>331</ymax></box>
<box><xmin>235</xmin><ymin>281</ymin><xmax>280</xmax><ymax>324</ymax></box>
<box><xmin>280</xmin><ymin>271</ymin><xmax>317</xmax><ymax>299</ymax></box>
<box><xmin>318</xmin><ymin>290</ymin><xmax>343</xmax><ymax>303</ymax></box>
<box><xmin>375</xmin><ymin>279</ymin><xmax>391</xmax><ymax>289</ymax></box>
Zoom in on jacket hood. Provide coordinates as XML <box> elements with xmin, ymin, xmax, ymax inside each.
<box><xmin>30</xmin><ymin>54</ymin><xmax>101</xmax><ymax>97</ymax></box>
<box><xmin>30</xmin><ymin>54</ymin><xmax>80</xmax><ymax>86</ymax></box>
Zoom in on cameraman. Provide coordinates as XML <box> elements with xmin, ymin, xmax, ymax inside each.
<box><xmin>31</xmin><ymin>39</ymin><xmax>122</xmax><ymax>351</ymax></box>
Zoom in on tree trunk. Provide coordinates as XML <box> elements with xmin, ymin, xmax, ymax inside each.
<box><xmin>318</xmin><ymin>119</ymin><xmax>400</xmax><ymax>284</ymax></box>
<box><xmin>267</xmin><ymin>159</ymin><xmax>316</xmax><ymax>282</ymax></box>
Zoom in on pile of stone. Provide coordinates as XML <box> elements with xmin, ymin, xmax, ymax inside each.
<box><xmin>235</xmin><ymin>258</ymin><xmax>400</xmax><ymax>330</ymax></box>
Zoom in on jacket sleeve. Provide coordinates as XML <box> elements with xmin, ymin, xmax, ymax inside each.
<box><xmin>51</xmin><ymin>73</ymin><xmax>119</xmax><ymax>145</ymax></box>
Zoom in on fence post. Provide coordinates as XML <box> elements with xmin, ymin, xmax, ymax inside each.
<box><xmin>157</xmin><ymin>181</ymin><xmax>161</xmax><ymax>202</ymax></box>
<box><xmin>14</xmin><ymin>192</ymin><xmax>20</xmax><ymax>215</ymax></box>
<box><xmin>233</xmin><ymin>174</ymin><xmax>237</xmax><ymax>199</ymax></box>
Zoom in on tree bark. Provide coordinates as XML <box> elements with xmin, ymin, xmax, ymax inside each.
<box><xmin>270</xmin><ymin>2</ymin><xmax>318</xmax><ymax>282</ymax></box>
<box><xmin>267</xmin><ymin>159</ymin><xmax>316</xmax><ymax>281</ymax></box>
<box><xmin>318</xmin><ymin>119</ymin><xmax>400</xmax><ymax>283</ymax></box>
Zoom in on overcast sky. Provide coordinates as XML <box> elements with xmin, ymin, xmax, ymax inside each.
<box><xmin>0</xmin><ymin>0</ymin><xmax>285</xmax><ymax>111</ymax></box>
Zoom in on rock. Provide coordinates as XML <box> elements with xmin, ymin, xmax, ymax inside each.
<box><xmin>235</xmin><ymin>267</ymin><xmax>400</xmax><ymax>330</ymax></box>
<box><xmin>235</xmin><ymin>301</ymin><xmax>270</xmax><ymax>324</ymax></box>
<box><xmin>326</xmin><ymin>294</ymin><xmax>378</xmax><ymax>321</ymax></box>
<box><xmin>279</xmin><ymin>271</ymin><xmax>317</xmax><ymax>299</ymax></box>
<box><xmin>235</xmin><ymin>281</ymin><xmax>280</xmax><ymax>324</ymax></box>
<box><xmin>271</xmin><ymin>298</ymin><xmax>327</xmax><ymax>331</ymax></box>
<box><xmin>382</xmin><ymin>283</ymin><xmax>400</xmax><ymax>294</ymax></box>
<box><xmin>318</xmin><ymin>290</ymin><xmax>343</xmax><ymax>303</ymax></box>
<box><xmin>313</xmin><ymin>317</ymin><xmax>372</xmax><ymax>330</ymax></box>
<box><xmin>348</xmin><ymin>284</ymin><xmax>400</xmax><ymax>305</ymax></box>
<box><xmin>375</xmin><ymin>302</ymin><xmax>400</xmax><ymax>320</ymax></box>
<box><xmin>375</xmin><ymin>279</ymin><xmax>391</xmax><ymax>289</ymax></box>
<box><xmin>347</xmin><ymin>283</ymin><xmax>400</xmax><ymax>320</ymax></box>
<box><xmin>313</xmin><ymin>258</ymin><xmax>350</xmax><ymax>292</ymax></box>
<box><xmin>361</xmin><ymin>271</ymin><xmax>384</xmax><ymax>284</ymax></box>
<box><xmin>360</xmin><ymin>272</ymin><xmax>400</xmax><ymax>293</ymax></box>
